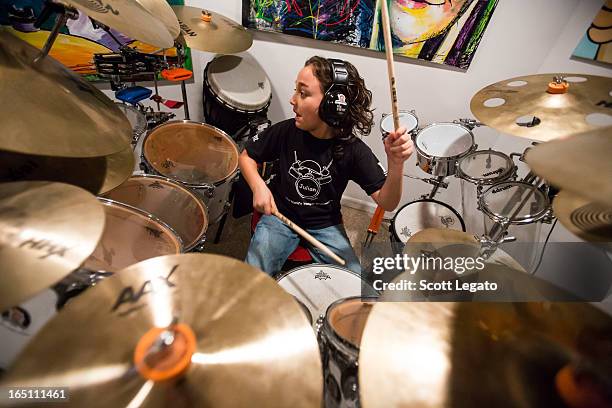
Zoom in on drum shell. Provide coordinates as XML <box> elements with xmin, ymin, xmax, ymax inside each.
<box><xmin>414</xmin><ymin>123</ymin><xmax>475</xmax><ymax>177</ymax></box>
<box><xmin>390</xmin><ymin>199</ymin><xmax>466</xmax><ymax>244</ymax></box>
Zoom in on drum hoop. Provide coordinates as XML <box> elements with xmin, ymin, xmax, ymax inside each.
<box><xmin>97</xmin><ymin>197</ymin><xmax>185</xmax><ymax>252</ymax></box>
<box><xmin>141</xmin><ymin>120</ymin><xmax>240</xmax><ymax>187</ymax></box>
<box><xmin>478</xmin><ymin>181</ymin><xmax>550</xmax><ymax>225</ymax></box>
<box><xmin>456</xmin><ymin>150</ymin><xmax>515</xmax><ymax>185</ymax></box>
<box><xmin>322</xmin><ymin>295</ymin><xmax>378</xmax><ymax>353</ymax></box>
<box><xmin>391</xmin><ymin>198</ymin><xmax>466</xmax><ymax>241</ymax></box>
<box><xmin>379</xmin><ymin>110</ymin><xmax>419</xmax><ymax>134</ymax></box>
<box><xmin>114</xmin><ymin>102</ymin><xmax>147</xmax><ymax>141</ymax></box>
<box><xmin>204</xmin><ymin>62</ymin><xmax>272</xmax><ymax>114</ymax></box>
<box><xmin>414</xmin><ymin>122</ymin><xmax>475</xmax><ymax>159</ymax></box>
<box><xmin>115</xmin><ymin>174</ymin><xmax>209</xmax><ymax>251</ymax></box>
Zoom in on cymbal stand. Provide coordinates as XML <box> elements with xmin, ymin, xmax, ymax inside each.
<box><xmin>175</xmin><ymin>42</ymin><xmax>190</xmax><ymax>120</ymax></box>
<box><xmin>32</xmin><ymin>1</ymin><xmax>78</xmax><ymax>62</ymax></box>
<box><xmin>403</xmin><ymin>174</ymin><xmax>449</xmax><ymax>199</ymax></box>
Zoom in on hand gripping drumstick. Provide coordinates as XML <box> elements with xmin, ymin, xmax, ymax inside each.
<box><xmin>364</xmin><ymin>1</ymin><xmax>401</xmax><ymax>245</ymax></box>
<box><xmin>273</xmin><ymin>210</ymin><xmax>346</xmax><ymax>266</ymax></box>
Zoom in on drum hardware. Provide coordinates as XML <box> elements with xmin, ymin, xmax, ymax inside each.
<box><xmin>453</xmin><ymin>117</ymin><xmax>484</xmax><ymax>130</ymax></box>
<box><xmin>31</xmin><ymin>1</ymin><xmax>79</xmax><ymax>61</ymax></box>
<box><xmin>1</xmin><ymin>31</ymin><xmax>132</xmax><ymax>158</ymax></box>
<box><xmin>470</xmin><ymin>73</ymin><xmax>612</xmax><ymax>141</ymax></box>
<box><xmin>0</xmin><ymin>181</ymin><xmax>105</xmax><ymax>312</ymax></box>
<box><xmin>1</xmin><ymin>254</ymin><xmax>323</xmax><ymax>407</ymax></box>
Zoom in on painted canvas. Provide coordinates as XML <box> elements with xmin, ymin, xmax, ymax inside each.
<box><xmin>572</xmin><ymin>0</ymin><xmax>611</xmax><ymax>66</ymax></box>
<box><xmin>0</xmin><ymin>0</ymin><xmax>191</xmax><ymax>81</ymax></box>
<box><xmin>243</xmin><ymin>0</ymin><xmax>499</xmax><ymax>69</ymax></box>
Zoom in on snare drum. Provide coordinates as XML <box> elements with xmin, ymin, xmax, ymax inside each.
<box><xmin>203</xmin><ymin>55</ymin><xmax>272</xmax><ymax>138</ymax></box>
<box><xmin>102</xmin><ymin>175</ymin><xmax>208</xmax><ymax>252</ymax></box>
<box><xmin>414</xmin><ymin>122</ymin><xmax>475</xmax><ymax>176</ymax></box>
<box><xmin>380</xmin><ymin>110</ymin><xmax>418</xmax><ymax>138</ymax></box>
<box><xmin>391</xmin><ymin>199</ymin><xmax>466</xmax><ymax>244</ymax></box>
<box><xmin>275</xmin><ymin>264</ymin><xmax>378</xmax><ymax>327</ymax></box>
<box><xmin>114</xmin><ymin>102</ymin><xmax>147</xmax><ymax>145</ymax></box>
<box><xmin>82</xmin><ymin>198</ymin><xmax>183</xmax><ymax>272</ymax></box>
<box><xmin>141</xmin><ymin>121</ymin><xmax>240</xmax><ymax>223</ymax></box>
<box><xmin>318</xmin><ymin>297</ymin><xmax>376</xmax><ymax>408</ymax></box>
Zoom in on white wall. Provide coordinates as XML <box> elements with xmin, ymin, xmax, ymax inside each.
<box><xmin>104</xmin><ymin>0</ymin><xmax>611</xmax><ymax>246</ymax></box>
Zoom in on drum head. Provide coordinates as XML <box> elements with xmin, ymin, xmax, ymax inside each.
<box><xmin>416</xmin><ymin>123</ymin><xmax>473</xmax><ymax>157</ymax></box>
<box><xmin>102</xmin><ymin>175</ymin><xmax>208</xmax><ymax>251</ymax></box>
<box><xmin>206</xmin><ymin>55</ymin><xmax>272</xmax><ymax>112</ymax></box>
<box><xmin>327</xmin><ymin>297</ymin><xmax>375</xmax><ymax>348</ymax></box>
<box><xmin>458</xmin><ymin>150</ymin><xmax>515</xmax><ymax>185</ymax></box>
<box><xmin>83</xmin><ymin>199</ymin><xmax>183</xmax><ymax>272</ymax></box>
<box><xmin>276</xmin><ymin>264</ymin><xmax>377</xmax><ymax>324</ymax></box>
<box><xmin>114</xmin><ymin>102</ymin><xmax>147</xmax><ymax>142</ymax></box>
<box><xmin>392</xmin><ymin>199</ymin><xmax>466</xmax><ymax>243</ymax></box>
<box><xmin>480</xmin><ymin>182</ymin><xmax>549</xmax><ymax>224</ymax></box>
<box><xmin>380</xmin><ymin>111</ymin><xmax>418</xmax><ymax>134</ymax></box>
<box><xmin>143</xmin><ymin>121</ymin><xmax>239</xmax><ymax>185</ymax></box>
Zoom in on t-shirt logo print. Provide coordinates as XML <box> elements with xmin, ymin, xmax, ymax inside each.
<box><xmin>289</xmin><ymin>151</ymin><xmax>332</xmax><ymax>200</ymax></box>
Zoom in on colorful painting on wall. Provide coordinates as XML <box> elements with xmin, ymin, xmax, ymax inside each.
<box><xmin>0</xmin><ymin>0</ymin><xmax>191</xmax><ymax>81</ymax></box>
<box><xmin>572</xmin><ymin>0</ymin><xmax>611</xmax><ymax>66</ymax></box>
<box><xmin>243</xmin><ymin>0</ymin><xmax>499</xmax><ymax>70</ymax></box>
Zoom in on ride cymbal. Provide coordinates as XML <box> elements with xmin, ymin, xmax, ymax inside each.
<box><xmin>359</xmin><ymin>301</ymin><xmax>612</xmax><ymax>408</ymax></box>
<box><xmin>0</xmin><ymin>31</ymin><xmax>132</xmax><ymax>158</ymax></box>
<box><xmin>172</xmin><ymin>6</ymin><xmax>253</xmax><ymax>53</ymax></box>
<box><xmin>470</xmin><ymin>74</ymin><xmax>612</xmax><ymax>141</ymax></box>
<box><xmin>0</xmin><ymin>146</ymin><xmax>135</xmax><ymax>195</ymax></box>
<box><xmin>1</xmin><ymin>254</ymin><xmax>322</xmax><ymax>408</ymax></box>
<box><xmin>524</xmin><ymin>128</ymin><xmax>612</xmax><ymax>206</ymax></box>
<box><xmin>0</xmin><ymin>182</ymin><xmax>105</xmax><ymax>311</ymax></box>
<box><xmin>62</xmin><ymin>0</ymin><xmax>174</xmax><ymax>48</ymax></box>
<box><xmin>553</xmin><ymin>190</ymin><xmax>612</xmax><ymax>243</ymax></box>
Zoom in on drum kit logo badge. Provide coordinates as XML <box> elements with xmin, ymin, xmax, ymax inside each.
<box><xmin>314</xmin><ymin>270</ymin><xmax>331</xmax><ymax>281</ymax></box>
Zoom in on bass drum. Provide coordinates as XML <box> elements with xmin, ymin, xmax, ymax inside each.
<box><xmin>391</xmin><ymin>199</ymin><xmax>466</xmax><ymax>244</ymax></box>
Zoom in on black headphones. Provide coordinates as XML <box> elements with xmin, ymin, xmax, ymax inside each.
<box><xmin>319</xmin><ymin>58</ymin><xmax>350</xmax><ymax>128</ymax></box>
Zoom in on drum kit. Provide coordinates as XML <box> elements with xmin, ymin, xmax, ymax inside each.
<box><xmin>1</xmin><ymin>1</ymin><xmax>611</xmax><ymax>406</ymax></box>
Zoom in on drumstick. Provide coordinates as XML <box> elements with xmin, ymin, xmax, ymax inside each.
<box><xmin>380</xmin><ymin>0</ymin><xmax>400</xmax><ymax>132</ymax></box>
<box><xmin>273</xmin><ymin>210</ymin><xmax>346</xmax><ymax>266</ymax></box>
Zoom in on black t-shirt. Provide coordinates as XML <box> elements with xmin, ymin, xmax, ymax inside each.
<box><xmin>245</xmin><ymin>119</ymin><xmax>386</xmax><ymax>229</ymax></box>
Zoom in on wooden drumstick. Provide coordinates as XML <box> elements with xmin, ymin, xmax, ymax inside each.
<box><xmin>273</xmin><ymin>210</ymin><xmax>346</xmax><ymax>266</ymax></box>
<box><xmin>380</xmin><ymin>0</ymin><xmax>400</xmax><ymax>131</ymax></box>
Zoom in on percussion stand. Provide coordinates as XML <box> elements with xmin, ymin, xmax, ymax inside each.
<box><xmin>174</xmin><ymin>42</ymin><xmax>190</xmax><ymax>120</ymax></box>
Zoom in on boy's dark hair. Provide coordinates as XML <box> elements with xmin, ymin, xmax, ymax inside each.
<box><xmin>305</xmin><ymin>56</ymin><xmax>374</xmax><ymax>158</ymax></box>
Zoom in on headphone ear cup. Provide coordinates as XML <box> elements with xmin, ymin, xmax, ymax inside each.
<box><xmin>320</xmin><ymin>88</ymin><xmax>349</xmax><ymax>128</ymax></box>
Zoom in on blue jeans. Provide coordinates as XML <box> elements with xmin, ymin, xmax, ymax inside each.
<box><xmin>245</xmin><ymin>215</ymin><xmax>361</xmax><ymax>276</ymax></box>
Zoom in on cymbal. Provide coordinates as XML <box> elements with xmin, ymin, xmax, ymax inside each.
<box><xmin>1</xmin><ymin>254</ymin><xmax>322</xmax><ymax>407</ymax></box>
<box><xmin>524</xmin><ymin>128</ymin><xmax>612</xmax><ymax>206</ymax></box>
<box><xmin>359</xmin><ymin>301</ymin><xmax>612</xmax><ymax>408</ymax></box>
<box><xmin>135</xmin><ymin>0</ymin><xmax>181</xmax><ymax>39</ymax></box>
<box><xmin>0</xmin><ymin>31</ymin><xmax>132</xmax><ymax>158</ymax></box>
<box><xmin>0</xmin><ymin>182</ymin><xmax>105</xmax><ymax>311</ymax></box>
<box><xmin>470</xmin><ymin>74</ymin><xmax>612</xmax><ymax>141</ymax></box>
<box><xmin>62</xmin><ymin>0</ymin><xmax>174</xmax><ymax>48</ymax></box>
<box><xmin>172</xmin><ymin>6</ymin><xmax>253</xmax><ymax>53</ymax></box>
<box><xmin>0</xmin><ymin>147</ymin><xmax>135</xmax><ymax>195</ymax></box>
<box><xmin>553</xmin><ymin>190</ymin><xmax>612</xmax><ymax>243</ymax></box>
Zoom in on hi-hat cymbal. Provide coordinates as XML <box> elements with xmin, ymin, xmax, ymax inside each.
<box><xmin>359</xmin><ymin>301</ymin><xmax>612</xmax><ymax>408</ymax></box>
<box><xmin>62</xmin><ymin>0</ymin><xmax>174</xmax><ymax>48</ymax></box>
<box><xmin>135</xmin><ymin>0</ymin><xmax>181</xmax><ymax>39</ymax></box>
<box><xmin>0</xmin><ymin>147</ymin><xmax>135</xmax><ymax>195</ymax></box>
<box><xmin>0</xmin><ymin>182</ymin><xmax>105</xmax><ymax>311</ymax></box>
<box><xmin>524</xmin><ymin>128</ymin><xmax>612</xmax><ymax>206</ymax></box>
<box><xmin>470</xmin><ymin>74</ymin><xmax>612</xmax><ymax>141</ymax></box>
<box><xmin>1</xmin><ymin>254</ymin><xmax>322</xmax><ymax>407</ymax></box>
<box><xmin>553</xmin><ymin>190</ymin><xmax>612</xmax><ymax>243</ymax></box>
<box><xmin>172</xmin><ymin>6</ymin><xmax>253</xmax><ymax>53</ymax></box>
<box><xmin>0</xmin><ymin>31</ymin><xmax>132</xmax><ymax>158</ymax></box>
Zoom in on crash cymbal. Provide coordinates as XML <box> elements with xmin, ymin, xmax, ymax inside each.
<box><xmin>359</xmin><ymin>301</ymin><xmax>612</xmax><ymax>408</ymax></box>
<box><xmin>172</xmin><ymin>6</ymin><xmax>253</xmax><ymax>53</ymax></box>
<box><xmin>525</xmin><ymin>128</ymin><xmax>612</xmax><ymax>206</ymax></box>
<box><xmin>62</xmin><ymin>0</ymin><xmax>174</xmax><ymax>48</ymax></box>
<box><xmin>1</xmin><ymin>254</ymin><xmax>322</xmax><ymax>408</ymax></box>
<box><xmin>0</xmin><ymin>182</ymin><xmax>105</xmax><ymax>311</ymax></box>
<box><xmin>0</xmin><ymin>31</ymin><xmax>132</xmax><ymax>158</ymax></box>
<box><xmin>470</xmin><ymin>73</ymin><xmax>612</xmax><ymax>141</ymax></box>
<box><xmin>135</xmin><ymin>0</ymin><xmax>180</xmax><ymax>39</ymax></box>
<box><xmin>0</xmin><ymin>147</ymin><xmax>135</xmax><ymax>195</ymax></box>
<box><xmin>553</xmin><ymin>190</ymin><xmax>612</xmax><ymax>242</ymax></box>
